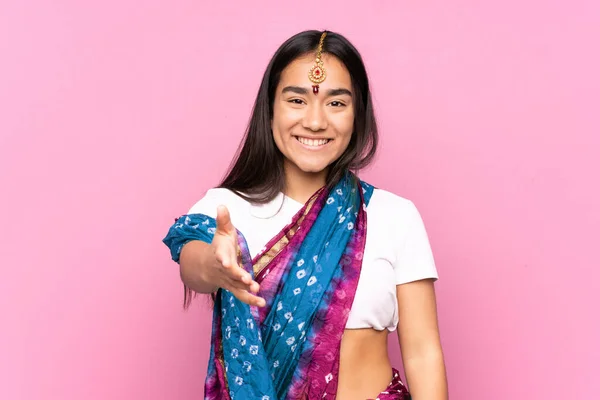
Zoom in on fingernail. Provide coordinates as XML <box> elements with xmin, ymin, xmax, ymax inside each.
<box><xmin>258</xmin><ymin>298</ymin><xmax>266</xmax><ymax>307</ymax></box>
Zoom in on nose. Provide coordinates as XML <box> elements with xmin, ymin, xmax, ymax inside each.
<box><xmin>302</xmin><ymin>103</ymin><xmax>328</xmax><ymax>132</ymax></box>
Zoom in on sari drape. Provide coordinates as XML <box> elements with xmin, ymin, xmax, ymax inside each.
<box><xmin>163</xmin><ymin>173</ymin><xmax>375</xmax><ymax>399</ymax></box>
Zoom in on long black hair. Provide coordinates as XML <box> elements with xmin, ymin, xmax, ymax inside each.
<box><xmin>183</xmin><ymin>30</ymin><xmax>378</xmax><ymax>308</ymax></box>
<box><xmin>219</xmin><ymin>29</ymin><xmax>379</xmax><ymax>203</ymax></box>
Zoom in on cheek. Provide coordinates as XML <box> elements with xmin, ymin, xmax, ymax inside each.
<box><xmin>271</xmin><ymin>108</ymin><xmax>284</xmax><ymax>143</ymax></box>
<box><xmin>334</xmin><ymin>112</ymin><xmax>354</xmax><ymax>141</ymax></box>
<box><xmin>337</xmin><ymin>134</ymin><xmax>353</xmax><ymax>155</ymax></box>
<box><xmin>272</xmin><ymin>107</ymin><xmax>295</xmax><ymax>136</ymax></box>
<box><xmin>271</xmin><ymin>124</ymin><xmax>285</xmax><ymax>151</ymax></box>
<box><xmin>331</xmin><ymin>115</ymin><xmax>354</xmax><ymax>154</ymax></box>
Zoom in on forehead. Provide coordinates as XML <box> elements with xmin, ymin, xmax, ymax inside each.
<box><xmin>278</xmin><ymin>53</ymin><xmax>352</xmax><ymax>89</ymax></box>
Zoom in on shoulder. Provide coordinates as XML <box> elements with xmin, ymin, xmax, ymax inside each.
<box><xmin>365</xmin><ymin>187</ymin><xmax>439</xmax><ymax>282</ymax></box>
<box><xmin>365</xmin><ymin>187</ymin><xmax>431</xmax><ymax>242</ymax></box>
<box><xmin>367</xmin><ymin>188</ymin><xmax>421</xmax><ymax>221</ymax></box>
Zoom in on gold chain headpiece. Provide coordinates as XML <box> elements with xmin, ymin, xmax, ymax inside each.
<box><xmin>308</xmin><ymin>32</ymin><xmax>327</xmax><ymax>94</ymax></box>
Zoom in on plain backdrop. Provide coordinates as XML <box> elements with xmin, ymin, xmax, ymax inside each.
<box><xmin>1</xmin><ymin>1</ymin><xmax>599</xmax><ymax>399</ymax></box>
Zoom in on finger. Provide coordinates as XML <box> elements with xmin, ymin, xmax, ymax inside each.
<box><xmin>226</xmin><ymin>275</ymin><xmax>260</xmax><ymax>294</ymax></box>
<box><xmin>214</xmin><ymin>249</ymin><xmax>258</xmax><ymax>292</ymax></box>
<box><xmin>229</xmin><ymin>286</ymin><xmax>266</xmax><ymax>307</ymax></box>
<box><xmin>224</xmin><ymin>263</ymin><xmax>260</xmax><ymax>291</ymax></box>
<box><xmin>247</xmin><ymin>279</ymin><xmax>260</xmax><ymax>294</ymax></box>
<box><xmin>226</xmin><ymin>277</ymin><xmax>254</xmax><ymax>293</ymax></box>
<box><xmin>216</xmin><ymin>205</ymin><xmax>236</xmax><ymax>236</ymax></box>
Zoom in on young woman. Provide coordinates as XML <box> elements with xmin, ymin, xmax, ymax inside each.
<box><xmin>163</xmin><ymin>30</ymin><xmax>448</xmax><ymax>400</ymax></box>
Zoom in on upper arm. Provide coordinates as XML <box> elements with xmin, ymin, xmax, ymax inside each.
<box><xmin>396</xmin><ymin>279</ymin><xmax>442</xmax><ymax>360</ymax></box>
<box><xmin>391</xmin><ymin>200</ymin><xmax>442</xmax><ymax>357</ymax></box>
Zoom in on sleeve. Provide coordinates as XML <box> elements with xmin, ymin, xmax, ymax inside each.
<box><xmin>162</xmin><ymin>214</ymin><xmax>217</xmax><ymax>263</ymax></box>
<box><xmin>394</xmin><ymin>201</ymin><xmax>439</xmax><ymax>285</ymax></box>
<box><xmin>161</xmin><ymin>189</ymin><xmax>221</xmax><ymax>263</ymax></box>
<box><xmin>187</xmin><ymin>190</ymin><xmax>220</xmax><ymax>218</ymax></box>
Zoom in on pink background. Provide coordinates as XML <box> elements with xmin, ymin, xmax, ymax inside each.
<box><xmin>1</xmin><ymin>1</ymin><xmax>598</xmax><ymax>399</ymax></box>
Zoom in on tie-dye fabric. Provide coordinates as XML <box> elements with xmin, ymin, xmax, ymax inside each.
<box><xmin>370</xmin><ymin>368</ymin><xmax>411</xmax><ymax>400</ymax></box>
<box><xmin>163</xmin><ymin>173</ymin><xmax>374</xmax><ymax>399</ymax></box>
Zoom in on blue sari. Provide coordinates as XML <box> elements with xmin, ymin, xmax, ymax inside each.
<box><xmin>163</xmin><ymin>173</ymin><xmax>374</xmax><ymax>399</ymax></box>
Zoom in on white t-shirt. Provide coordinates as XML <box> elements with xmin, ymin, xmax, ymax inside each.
<box><xmin>188</xmin><ymin>187</ymin><xmax>438</xmax><ymax>332</ymax></box>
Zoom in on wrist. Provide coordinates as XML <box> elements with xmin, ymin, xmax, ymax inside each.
<box><xmin>180</xmin><ymin>241</ymin><xmax>218</xmax><ymax>293</ymax></box>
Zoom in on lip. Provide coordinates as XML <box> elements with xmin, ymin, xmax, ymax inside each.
<box><xmin>294</xmin><ymin>135</ymin><xmax>332</xmax><ymax>150</ymax></box>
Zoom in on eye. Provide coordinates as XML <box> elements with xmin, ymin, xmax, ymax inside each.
<box><xmin>288</xmin><ymin>98</ymin><xmax>305</xmax><ymax>105</ymax></box>
<box><xmin>329</xmin><ymin>101</ymin><xmax>346</xmax><ymax>107</ymax></box>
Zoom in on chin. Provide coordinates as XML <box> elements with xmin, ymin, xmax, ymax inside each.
<box><xmin>286</xmin><ymin>157</ymin><xmax>325</xmax><ymax>173</ymax></box>
<box><xmin>297</xmin><ymin>162</ymin><xmax>331</xmax><ymax>174</ymax></box>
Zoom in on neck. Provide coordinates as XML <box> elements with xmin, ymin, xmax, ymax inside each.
<box><xmin>283</xmin><ymin>161</ymin><xmax>328</xmax><ymax>204</ymax></box>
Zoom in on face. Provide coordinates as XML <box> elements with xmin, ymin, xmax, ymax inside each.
<box><xmin>271</xmin><ymin>53</ymin><xmax>354</xmax><ymax>178</ymax></box>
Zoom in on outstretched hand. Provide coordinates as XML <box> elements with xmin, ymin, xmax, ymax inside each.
<box><xmin>207</xmin><ymin>205</ymin><xmax>265</xmax><ymax>307</ymax></box>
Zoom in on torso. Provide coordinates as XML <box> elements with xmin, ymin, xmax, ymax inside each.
<box><xmin>338</xmin><ymin>328</ymin><xmax>393</xmax><ymax>399</ymax></box>
<box><xmin>187</xmin><ymin>186</ymin><xmax>438</xmax><ymax>397</ymax></box>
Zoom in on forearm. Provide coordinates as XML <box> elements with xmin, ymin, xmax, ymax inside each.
<box><xmin>404</xmin><ymin>351</ymin><xmax>448</xmax><ymax>400</ymax></box>
<box><xmin>179</xmin><ymin>240</ymin><xmax>218</xmax><ymax>294</ymax></box>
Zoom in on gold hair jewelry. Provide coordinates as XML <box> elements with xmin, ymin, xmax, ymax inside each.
<box><xmin>308</xmin><ymin>32</ymin><xmax>327</xmax><ymax>94</ymax></box>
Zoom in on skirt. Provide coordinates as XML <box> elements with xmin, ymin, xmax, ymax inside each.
<box><xmin>368</xmin><ymin>368</ymin><xmax>411</xmax><ymax>400</ymax></box>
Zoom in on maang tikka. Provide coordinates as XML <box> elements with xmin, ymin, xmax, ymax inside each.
<box><xmin>308</xmin><ymin>32</ymin><xmax>327</xmax><ymax>95</ymax></box>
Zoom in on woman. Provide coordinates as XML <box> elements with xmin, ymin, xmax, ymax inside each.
<box><xmin>163</xmin><ymin>30</ymin><xmax>448</xmax><ymax>400</ymax></box>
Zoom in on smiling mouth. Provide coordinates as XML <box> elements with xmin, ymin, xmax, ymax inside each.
<box><xmin>295</xmin><ymin>136</ymin><xmax>332</xmax><ymax>147</ymax></box>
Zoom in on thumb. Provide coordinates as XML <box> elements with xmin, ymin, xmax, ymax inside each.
<box><xmin>216</xmin><ymin>205</ymin><xmax>236</xmax><ymax>236</ymax></box>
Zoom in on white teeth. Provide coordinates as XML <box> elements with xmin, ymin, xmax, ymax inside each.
<box><xmin>296</xmin><ymin>137</ymin><xmax>329</xmax><ymax>147</ymax></box>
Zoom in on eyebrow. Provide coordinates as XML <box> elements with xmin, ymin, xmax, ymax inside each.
<box><xmin>281</xmin><ymin>86</ymin><xmax>352</xmax><ymax>97</ymax></box>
